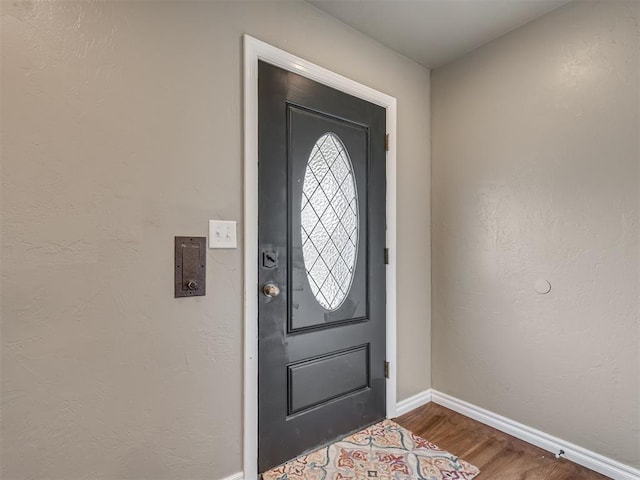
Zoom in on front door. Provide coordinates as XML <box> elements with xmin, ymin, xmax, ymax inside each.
<box><xmin>258</xmin><ymin>61</ymin><xmax>387</xmax><ymax>472</ymax></box>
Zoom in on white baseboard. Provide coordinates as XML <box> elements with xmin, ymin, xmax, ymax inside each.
<box><xmin>430</xmin><ymin>390</ymin><xmax>640</xmax><ymax>480</ymax></box>
<box><xmin>395</xmin><ymin>389</ymin><xmax>433</xmax><ymax>417</ymax></box>
<box><xmin>220</xmin><ymin>472</ymin><xmax>244</xmax><ymax>480</ymax></box>
<box><xmin>232</xmin><ymin>389</ymin><xmax>639</xmax><ymax>480</ymax></box>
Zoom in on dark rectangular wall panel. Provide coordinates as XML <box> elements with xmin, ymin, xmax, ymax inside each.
<box><xmin>287</xmin><ymin>345</ymin><xmax>369</xmax><ymax>415</ymax></box>
<box><xmin>174</xmin><ymin>236</ymin><xmax>206</xmax><ymax>297</ymax></box>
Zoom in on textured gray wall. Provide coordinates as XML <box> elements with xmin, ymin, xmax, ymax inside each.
<box><xmin>432</xmin><ymin>0</ymin><xmax>639</xmax><ymax>468</ymax></box>
<box><xmin>0</xmin><ymin>2</ymin><xmax>431</xmax><ymax>479</ymax></box>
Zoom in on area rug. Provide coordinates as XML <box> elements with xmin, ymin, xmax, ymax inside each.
<box><xmin>262</xmin><ymin>419</ymin><xmax>480</xmax><ymax>480</ymax></box>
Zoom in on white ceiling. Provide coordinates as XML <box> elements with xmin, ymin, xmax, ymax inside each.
<box><xmin>308</xmin><ymin>0</ymin><xmax>571</xmax><ymax>68</ymax></box>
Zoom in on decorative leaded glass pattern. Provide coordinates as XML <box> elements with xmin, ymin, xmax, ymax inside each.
<box><xmin>301</xmin><ymin>133</ymin><xmax>358</xmax><ymax>311</ymax></box>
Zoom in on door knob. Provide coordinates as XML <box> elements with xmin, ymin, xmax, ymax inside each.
<box><xmin>263</xmin><ymin>283</ymin><xmax>280</xmax><ymax>298</ymax></box>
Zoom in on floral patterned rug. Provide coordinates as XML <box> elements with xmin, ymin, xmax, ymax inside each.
<box><xmin>262</xmin><ymin>419</ymin><xmax>479</xmax><ymax>480</ymax></box>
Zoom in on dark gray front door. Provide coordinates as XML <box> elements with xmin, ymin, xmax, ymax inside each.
<box><xmin>258</xmin><ymin>61</ymin><xmax>386</xmax><ymax>472</ymax></box>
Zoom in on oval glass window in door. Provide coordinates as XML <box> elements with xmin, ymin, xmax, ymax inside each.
<box><xmin>300</xmin><ymin>132</ymin><xmax>359</xmax><ymax>311</ymax></box>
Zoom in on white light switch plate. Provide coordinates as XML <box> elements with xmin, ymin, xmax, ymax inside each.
<box><xmin>209</xmin><ymin>220</ymin><xmax>237</xmax><ymax>249</ymax></box>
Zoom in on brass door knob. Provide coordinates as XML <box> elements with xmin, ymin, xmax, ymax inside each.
<box><xmin>263</xmin><ymin>283</ymin><xmax>280</xmax><ymax>298</ymax></box>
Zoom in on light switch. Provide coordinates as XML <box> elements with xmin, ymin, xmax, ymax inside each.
<box><xmin>209</xmin><ymin>220</ymin><xmax>237</xmax><ymax>249</ymax></box>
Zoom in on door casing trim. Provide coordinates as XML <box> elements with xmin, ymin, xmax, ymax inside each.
<box><xmin>243</xmin><ymin>35</ymin><xmax>397</xmax><ymax>480</ymax></box>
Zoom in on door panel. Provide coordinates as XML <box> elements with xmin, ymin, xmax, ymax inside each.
<box><xmin>289</xmin><ymin>106</ymin><xmax>368</xmax><ymax>331</ymax></box>
<box><xmin>288</xmin><ymin>344</ymin><xmax>369</xmax><ymax>415</ymax></box>
<box><xmin>258</xmin><ymin>61</ymin><xmax>386</xmax><ymax>473</ymax></box>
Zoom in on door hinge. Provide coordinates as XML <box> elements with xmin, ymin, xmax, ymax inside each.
<box><xmin>384</xmin><ymin>361</ymin><xmax>390</xmax><ymax>379</ymax></box>
<box><xmin>385</xmin><ymin>133</ymin><xmax>390</xmax><ymax>152</ymax></box>
<box><xmin>384</xmin><ymin>248</ymin><xmax>390</xmax><ymax>265</ymax></box>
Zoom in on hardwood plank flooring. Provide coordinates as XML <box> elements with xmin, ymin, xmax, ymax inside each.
<box><xmin>395</xmin><ymin>403</ymin><xmax>611</xmax><ymax>480</ymax></box>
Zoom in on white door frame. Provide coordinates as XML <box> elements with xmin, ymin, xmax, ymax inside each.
<box><xmin>243</xmin><ymin>35</ymin><xmax>397</xmax><ymax>480</ymax></box>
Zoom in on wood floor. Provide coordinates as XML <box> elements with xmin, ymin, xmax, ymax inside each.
<box><xmin>395</xmin><ymin>403</ymin><xmax>611</xmax><ymax>480</ymax></box>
